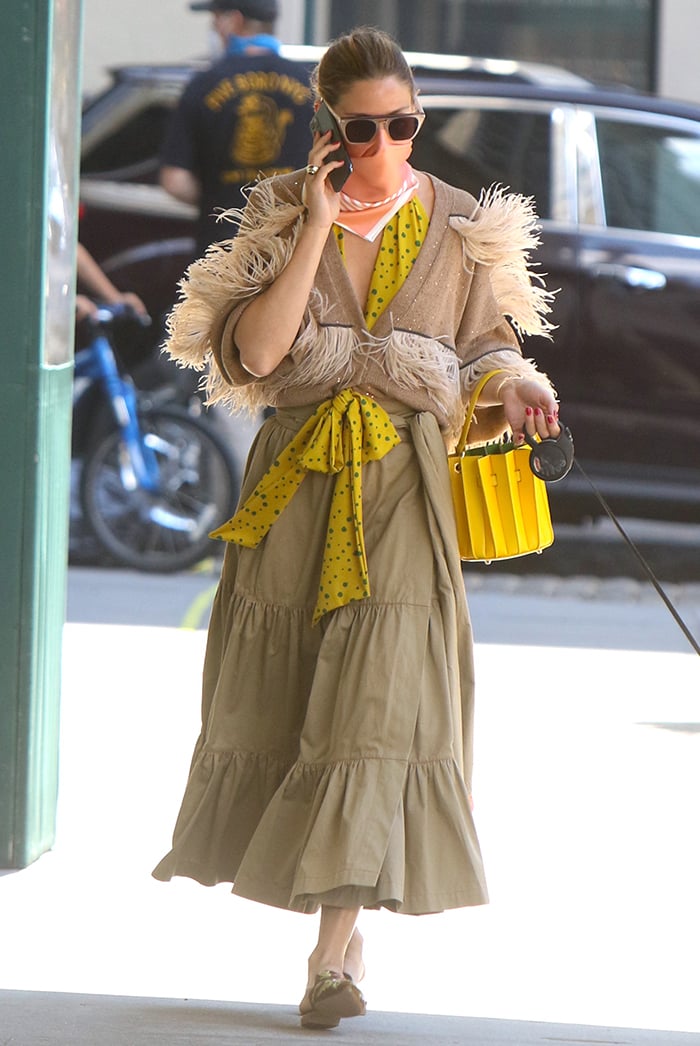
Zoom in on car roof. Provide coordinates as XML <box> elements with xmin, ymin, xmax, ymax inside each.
<box><xmin>101</xmin><ymin>49</ymin><xmax>590</xmax><ymax>90</ymax></box>
<box><xmin>284</xmin><ymin>44</ymin><xmax>594</xmax><ymax>87</ymax></box>
<box><xmin>93</xmin><ymin>48</ymin><xmax>700</xmax><ymax>125</ymax></box>
<box><xmin>412</xmin><ymin>78</ymin><xmax>700</xmax><ymax>120</ymax></box>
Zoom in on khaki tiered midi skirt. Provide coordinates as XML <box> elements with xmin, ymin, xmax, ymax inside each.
<box><xmin>152</xmin><ymin>399</ymin><xmax>488</xmax><ymax>914</ymax></box>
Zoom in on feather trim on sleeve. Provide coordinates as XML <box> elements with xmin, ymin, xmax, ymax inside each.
<box><xmin>449</xmin><ymin>184</ymin><xmax>555</xmax><ymax>339</ymax></box>
<box><xmin>460</xmin><ymin>347</ymin><xmax>555</xmax><ymax>399</ymax></box>
<box><xmin>227</xmin><ymin>306</ymin><xmax>360</xmax><ymax>414</ymax></box>
<box><xmin>162</xmin><ymin>177</ymin><xmax>306</xmax><ymax>381</ymax></box>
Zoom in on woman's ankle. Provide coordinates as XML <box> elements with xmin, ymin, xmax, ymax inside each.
<box><xmin>343</xmin><ymin>928</ymin><xmax>365</xmax><ymax>983</ymax></box>
<box><xmin>307</xmin><ymin>947</ymin><xmax>344</xmax><ymax>988</ymax></box>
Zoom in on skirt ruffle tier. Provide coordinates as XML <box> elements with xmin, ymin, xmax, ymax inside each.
<box><xmin>152</xmin><ymin>399</ymin><xmax>488</xmax><ymax>914</ymax></box>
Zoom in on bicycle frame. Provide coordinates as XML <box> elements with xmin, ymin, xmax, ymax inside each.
<box><xmin>74</xmin><ymin>312</ymin><xmax>161</xmax><ymax>493</ymax></box>
<box><xmin>72</xmin><ymin>303</ymin><xmax>241</xmax><ymax>569</ymax></box>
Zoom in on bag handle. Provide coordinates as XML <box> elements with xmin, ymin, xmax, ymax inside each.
<box><xmin>455</xmin><ymin>368</ymin><xmax>506</xmax><ymax>455</ymax></box>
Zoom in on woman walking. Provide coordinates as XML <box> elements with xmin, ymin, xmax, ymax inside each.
<box><xmin>153</xmin><ymin>26</ymin><xmax>559</xmax><ymax>1030</ymax></box>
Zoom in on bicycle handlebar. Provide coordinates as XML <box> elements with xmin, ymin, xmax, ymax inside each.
<box><xmin>90</xmin><ymin>303</ymin><xmax>152</xmax><ymax>329</ymax></box>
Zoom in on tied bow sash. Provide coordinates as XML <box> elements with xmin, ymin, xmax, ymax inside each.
<box><xmin>210</xmin><ymin>390</ymin><xmax>401</xmax><ymax>623</ymax></box>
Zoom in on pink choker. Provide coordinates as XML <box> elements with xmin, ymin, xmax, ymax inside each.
<box><xmin>335</xmin><ymin>171</ymin><xmax>420</xmax><ymax>242</ymax></box>
<box><xmin>339</xmin><ymin>180</ymin><xmax>412</xmax><ymax>212</ymax></box>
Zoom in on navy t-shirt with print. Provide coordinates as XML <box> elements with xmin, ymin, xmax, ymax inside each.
<box><xmin>162</xmin><ymin>51</ymin><xmax>314</xmax><ymax>253</ymax></box>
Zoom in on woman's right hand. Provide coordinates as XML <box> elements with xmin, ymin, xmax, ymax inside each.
<box><xmin>304</xmin><ymin>131</ymin><xmax>344</xmax><ymax>228</ymax></box>
<box><xmin>234</xmin><ymin>132</ymin><xmax>344</xmax><ymax>377</ymax></box>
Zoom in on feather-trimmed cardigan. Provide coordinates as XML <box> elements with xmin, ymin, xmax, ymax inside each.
<box><xmin>164</xmin><ymin>169</ymin><xmax>555</xmax><ymax>443</ymax></box>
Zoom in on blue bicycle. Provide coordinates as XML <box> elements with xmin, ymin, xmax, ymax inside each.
<box><xmin>73</xmin><ymin>304</ymin><xmax>239</xmax><ymax>572</ymax></box>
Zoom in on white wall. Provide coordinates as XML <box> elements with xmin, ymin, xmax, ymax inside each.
<box><xmin>657</xmin><ymin>0</ymin><xmax>700</xmax><ymax>103</ymax></box>
<box><xmin>81</xmin><ymin>0</ymin><xmax>306</xmax><ymax>96</ymax></box>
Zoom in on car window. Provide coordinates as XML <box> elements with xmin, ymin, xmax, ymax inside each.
<box><xmin>81</xmin><ymin>102</ymin><xmax>174</xmax><ymax>183</ymax></box>
<box><xmin>413</xmin><ymin>104</ymin><xmax>552</xmax><ymax>217</ymax></box>
<box><xmin>596</xmin><ymin>117</ymin><xmax>700</xmax><ymax>237</ymax></box>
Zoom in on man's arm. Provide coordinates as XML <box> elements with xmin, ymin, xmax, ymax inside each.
<box><xmin>160</xmin><ymin>165</ymin><xmax>202</xmax><ymax>205</ymax></box>
<box><xmin>76</xmin><ymin>243</ymin><xmax>148</xmax><ymax>316</ymax></box>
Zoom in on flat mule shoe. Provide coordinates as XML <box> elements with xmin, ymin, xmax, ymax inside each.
<box><xmin>299</xmin><ymin>969</ymin><xmax>367</xmax><ymax>1030</ymax></box>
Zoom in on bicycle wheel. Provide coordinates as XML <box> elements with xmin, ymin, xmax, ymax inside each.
<box><xmin>80</xmin><ymin>404</ymin><xmax>240</xmax><ymax>572</ymax></box>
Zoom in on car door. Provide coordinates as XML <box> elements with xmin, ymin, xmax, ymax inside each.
<box><xmin>570</xmin><ymin>106</ymin><xmax>700</xmax><ymax>517</ymax></box>
<box><xmin>412</xmin><ymin>95</ymin><xmax>582</xmax><ymax>437</ymax></box>
<box><xmin>80</xmin><ymin>76</ymin><xmax>198</xmax><ymax>322</ymax></box>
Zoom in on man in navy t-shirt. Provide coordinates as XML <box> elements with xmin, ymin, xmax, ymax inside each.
<box><xmin>161</xmin><ymin>0</ymin><xmax>314</xmax><ymax>255</ymax></box>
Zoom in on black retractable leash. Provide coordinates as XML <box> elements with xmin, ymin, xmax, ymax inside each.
<box><xmin>524</xmin><ymin>423</ymin><xmax>700</xmax><ymax>658</ymax></box>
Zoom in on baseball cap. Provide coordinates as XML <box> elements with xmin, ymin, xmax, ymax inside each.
<box><xmin>189</xmin><ymin>0</ymin><xmax>279</xmax><ymax>17</ymax></box>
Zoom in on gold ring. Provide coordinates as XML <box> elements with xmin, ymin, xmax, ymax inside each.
<box><xmin>305</xmin><ymin>164</ymin><xmax>320</xmax><ymax>176</ymax></box>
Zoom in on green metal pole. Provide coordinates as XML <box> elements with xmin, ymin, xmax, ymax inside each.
<box><xmin>0</xmin><ymin>0</ymin><xmax>83</xmax><ymax>868</ymax></box>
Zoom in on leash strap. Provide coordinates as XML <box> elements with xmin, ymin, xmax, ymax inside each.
<box><xmin>574</xmin><ymin>460</ymin><xmax>700</xmax><ymax>657</ymax></box>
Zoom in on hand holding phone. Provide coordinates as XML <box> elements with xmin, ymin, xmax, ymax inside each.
<box><xmin>309</xmin><ymin>102</ymin><xmax>353</xmax><ymax>192</ymax></box>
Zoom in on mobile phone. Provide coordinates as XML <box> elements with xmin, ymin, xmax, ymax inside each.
<box><xmin>309</xmin><ymin>102</ymin><xmax>353</xmax><ymax>192</ymax></box>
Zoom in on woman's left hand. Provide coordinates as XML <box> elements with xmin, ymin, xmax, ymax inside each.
<box><xmin>500</xmin><ymin>378</ymin><xmax>560</xmax><ymax>443</ymax></box>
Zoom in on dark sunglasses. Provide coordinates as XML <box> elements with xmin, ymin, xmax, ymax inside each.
<box><xmin>327</xmin><ymin>103</ymin><xmax>425</xmax><ymax>144</ymax></box>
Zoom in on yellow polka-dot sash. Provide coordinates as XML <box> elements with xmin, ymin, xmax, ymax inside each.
<box><xmin>210</xmin><ymin>389</ymin><xmax>401</xmax><ymax>623</ymax></box>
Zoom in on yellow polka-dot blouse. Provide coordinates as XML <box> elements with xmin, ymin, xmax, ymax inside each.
<box><xmin>334</xmin><ymin>197</ymin><xmax>429</xmax><ymax>329</ymax></box>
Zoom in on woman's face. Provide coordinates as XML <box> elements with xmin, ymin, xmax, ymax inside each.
<box><xmin>333</xmin><ymin>76</ymin><xmax>418</xmax><ymax>160</ymax></box>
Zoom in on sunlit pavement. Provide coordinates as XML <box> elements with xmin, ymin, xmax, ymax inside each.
<box><xmin>1</xmin><ymin>570</ymin><xmax>699</xmax><ymax>1044</ymax></box>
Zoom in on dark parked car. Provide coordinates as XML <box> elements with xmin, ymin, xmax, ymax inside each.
<box><xmin>79</xmin><ymin>47</ymin><xmax>700</xmax><ymax>526</ymax></box>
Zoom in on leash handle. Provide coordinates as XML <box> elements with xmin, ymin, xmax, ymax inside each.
<box><xmin>574</xmin><ymin>460</ymin><xmax>700</xmax><ymax>657</ymax></box>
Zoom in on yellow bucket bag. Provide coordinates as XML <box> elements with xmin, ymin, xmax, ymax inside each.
<box><xmin>449</xmin><ymin>369</ymin><xmax>556</xmax><ymax>562</ymax></box>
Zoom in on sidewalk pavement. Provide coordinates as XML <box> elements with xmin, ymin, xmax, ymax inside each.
<box><xmin>3</xmin><ymin>990</ymin><xmax>700</xmax><ymax>1045</ymax></box>
<box><xmin>1</xmin><ymin>573</ymin><xmax>699</xmax><ymax>1044</ymax></box>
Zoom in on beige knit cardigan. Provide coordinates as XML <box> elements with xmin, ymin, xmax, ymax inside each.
<box><xmin>164</xmin><ymin>169</ymin><xmax>555</xmax><ymax>443</ymax></box>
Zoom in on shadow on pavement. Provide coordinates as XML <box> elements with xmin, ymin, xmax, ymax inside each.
<box><xmin>2</xmin><ymin>991</ymin><xmax>698</xmax><ymax>1045</ymax></box>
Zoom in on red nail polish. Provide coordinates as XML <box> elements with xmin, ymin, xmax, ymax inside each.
<box><xmin>534</xmin><ymin>408</ymin><xmax>542</xmax><ymax>416</ymax></box>
<box><xmin>525</xmin><ymin>406</ymin><xmax>533</xmax><ymax>416</ymax></box>
<box><xmin>546</xmin><ymin>413</ymin><xmax>554</xmax><ymax>424</ymax></box>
